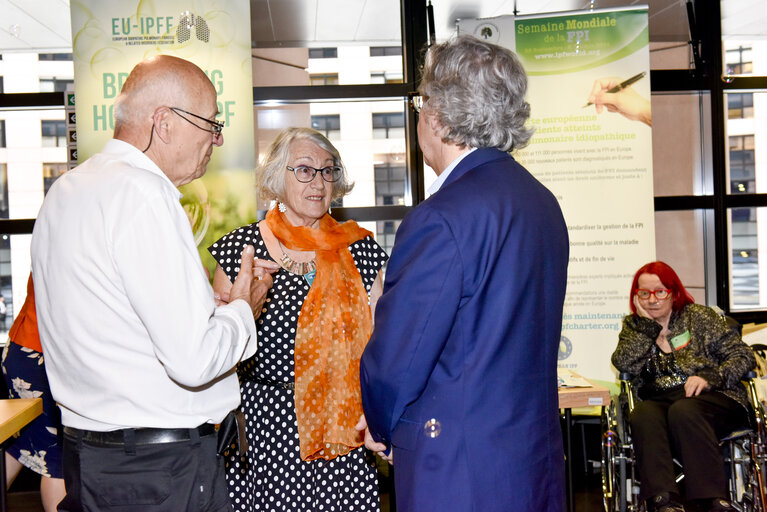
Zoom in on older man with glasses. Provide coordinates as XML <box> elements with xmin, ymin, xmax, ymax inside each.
<box><xmin>31</xmin><ymin>55</ymin><xmax>278</xmax><ymax>511</ymax></box>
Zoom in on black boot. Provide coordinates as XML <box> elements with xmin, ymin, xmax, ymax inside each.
<box><xmin>708</xmin><ymin>498</ymin><xmax>737</xmax><ymax>512</ymax></box>
<box><xmin>647</xmin><ymin>492</ymin><xmax>686</xmax><ymax>512</ymax></box>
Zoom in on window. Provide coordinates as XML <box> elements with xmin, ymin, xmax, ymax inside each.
<box><xmin>376</xmin><ymin>220</ymin><xmax>401</xmax><ymax>256</ymax></box>
<box><xmin>0</xmin><ymin>164</ymin><xmax>7</xmax><ymax>219</ymax></box>
<box><xmin>370</xmin><ymin>71</ymin><xmax>403</xmax><ymax>84</ymax></box>
<box><xmin>43</xmin><ymin>163</ymin><xmax>68</xmax><ymax>195</ymax></box>
<box><xmin>41</xmin><ymin>120</ymin><xmax>67</xmax><ymax>147</ymax></box>
<box><xmin>730</xmin><ymin>207</ymin><xmax>759</xmax><ymax>307</ymax></box>
<box><xmin>40</xmin><ymin>78</ymin><xmax>73</xmax><ymax>92</ymax></box>
<box><xmin>370</xmin><ymin>46</ymin><xmax>402</xmax><ymax>57</ymax></box>
<box><xmin>308</xmin><ymin>48</ymin><xmax>337</xmax><ymax>59</ymax></box>
<box><xmin>309</xmin><ymin>73</ymin><xmax>339</xmax><ymax>86</ymax></box>
<box><xmin>374</xmin><ymin>163</ymin><xmax>406</xmax><ymax>206</ymax></box>
<box><xmin>310</xmin><ymin>115</ymin><xmax>340</xmax><ymax>139</ymax></box>
<box><xmin>727</xmin><ymin>92</ymin><xmax>754</xmax><ymax>119</ymax></box>
<box><xmin>729</xmin><ymin>135</ymin><xmax>755</xmax><ymax>194</ymax></box>
<box><xmin>725</xmin><ymin>46</ymin><xmax>753</xmax><ymax>75</ymax></box>
<box><xmin>38</xmin><ymin>53</ymin><xmax>73</xmax><ymax>61</ymax></box>
<box><xmin>372</xmin><ymin>112</ymin><xmax>404</xmax><ymax>139</ymax></box>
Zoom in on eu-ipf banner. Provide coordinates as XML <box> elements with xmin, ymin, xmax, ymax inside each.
<box><xmin>460</xmin><ymin>7</ymin><xmax>654</xmax><ymax>382</ymax></box>
<box><xmin>70</xmin><ymin>0</ymin><xmax>256</xmax><ymax>268</ymax></box>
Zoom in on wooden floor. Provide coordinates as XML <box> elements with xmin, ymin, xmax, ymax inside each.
<box><xmin>5</xmin><ymin>417</ymin><xmax>606</xmax><ymax>512</ymax></box>
<box><xmin>6</xmin><ymin>469</ymin><xmax>604</xmax><ymax>512</ymax></box>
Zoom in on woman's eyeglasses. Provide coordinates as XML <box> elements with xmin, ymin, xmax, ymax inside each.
<box><xmin>287</xmin><ymin>165</ymin><xmax>343</xmax><ymax>183</ymax></box>
<box><xmin>636</xmin><ymin>289</ymin><xmax>671</xmax><ymax>300</ymax></box>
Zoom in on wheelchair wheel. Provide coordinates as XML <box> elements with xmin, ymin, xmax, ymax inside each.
<box><xmin>602</xmin><ymin>393</ymin><xmax>639</xmax><ymax>512</ymax></box>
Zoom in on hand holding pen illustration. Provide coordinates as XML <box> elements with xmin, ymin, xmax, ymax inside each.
<box><xmin>585</xmin><ymin>71</ymin><xmax>651</xmax><ymax>126</ymax></box>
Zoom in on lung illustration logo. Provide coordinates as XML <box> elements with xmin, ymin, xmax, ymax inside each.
<box><xmin>177</xmin><ymin>12</ymin><xmax>210</xmax><ymax>43</ymax></box>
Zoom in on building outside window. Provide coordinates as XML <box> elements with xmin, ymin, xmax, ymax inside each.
<box><xmin>309</xmin><ymin>73</ymin><xmax>339</xmax><ymax>86</ymax></box>
<box><xmin>376</xmin><ymin>220</ymin><xmax>400</xmax><ymax>257</ymax></box>
<box><xmin>43</xmin><ymin>163</ymin><xmax>68</xmax><ymax>194</ymax></box>
<box><xmin>728</xmin><ymin>92</ymin><xmax>754</xmax><ymax>119</ymax></box>
<box><xmin>41</xmin><ymin>120</ymin><xmax>67</xmax><ymax>147</ymax></box>
<box><xmin>374</xmin><ymin>162</ymin><xmax>406</xmax><ymax>206</ymax></box>
<box><xmin>39</xmin><ymin>77</ymin><xmax>73</xmax><ymax>92</ymax></box>
<box><xmin>308</xmin><ymin>48</ymin><xmax>337</xmax><ymax>59</ymax></box>
<box><xmin>372</xmin><ymin>112</ymin><xmax>404</xmax><ymax>139</ymax></box>
<box><xmin>370</xmin><ymin>71</ymin><xmax>403</xmax><ymax>84</ymax></box>
<box><xmin>38</xmin><ymin>53</ymin><xmax>73</xmax><ymax>61</ymax></box>
<box><xmin>311</xmin><ymin>115</ymin><xmax>340</xmax><ymax>139</ymax></box>
<box><xmin>370</xmin><ymin>46</ymin><xmax>402</xmax><ymax>57</ymax></box>
<box><xmin>725</xmin><ymin>45</ymin><xmax>753</xmax><ymax>75</ymax></box>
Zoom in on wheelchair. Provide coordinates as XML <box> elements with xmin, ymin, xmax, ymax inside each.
<box><xmin>601</xmin><ymin>370</ymin><xmax>767</xmax><ymax>511</ymax></box>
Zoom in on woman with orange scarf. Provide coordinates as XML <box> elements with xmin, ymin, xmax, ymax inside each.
<box><xmin>209</xmin><ymin>127</ymin><xmax>387</xmax><ymax>511</ymax></box>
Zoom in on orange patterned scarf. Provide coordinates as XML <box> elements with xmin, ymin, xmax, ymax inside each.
<box><xmin>265</xmin><ymin>208</ymin><xmax>373</xmax><ymax>461</ymax></box>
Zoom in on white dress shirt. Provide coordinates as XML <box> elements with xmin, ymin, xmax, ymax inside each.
<box><xmin>426</xmin><ymin>147</ymin><xmax>477</xmax><ymax>196</ymax></box>
<box><xmin>31</xmin><ymin>139</ymin><xmax>257</xmax><ymax>431</ymax></box>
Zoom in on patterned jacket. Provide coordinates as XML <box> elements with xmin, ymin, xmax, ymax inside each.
<box><xmin>611</xmin><ymin>303</ymin><xmax>756</xmax><ymax>411</ymax></box>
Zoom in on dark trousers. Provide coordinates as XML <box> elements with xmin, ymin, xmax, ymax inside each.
<box><xmin>630</xmin><ymin>387</ymin><xmax>747</xmax><ymax>502</ymax></box>
<box><xmin>59</xmin><ymin>427</ymin><xmax>230</xmax><ymax>511</ymax></box>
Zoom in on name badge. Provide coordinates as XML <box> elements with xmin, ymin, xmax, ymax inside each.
<box><xmin>670</xmin><ymin>330</ymin><xmax>691</xmax><ymax>350</ymax></box>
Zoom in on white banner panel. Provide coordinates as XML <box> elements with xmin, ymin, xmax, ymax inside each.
<box><xmin>460</xmin><ymin>7</ymin><xmax>655</xmax><ymax>381</ymax></box>
<box><xmin>70</xmin><ymin>0</ymin><xmax>255</xmax><ymax>270</ymax></box>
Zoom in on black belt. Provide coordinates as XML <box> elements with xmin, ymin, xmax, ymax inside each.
<box><xmin>250</xmin><ymin>377</ymin><xmax>295</xmax><ymax>390</ymax></box>
<box><xmin>63</xmin><ymin>423</ymin><xmax>217</xmax><ymax>447</ymax></box>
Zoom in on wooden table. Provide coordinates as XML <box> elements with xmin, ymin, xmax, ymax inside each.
<box><xmin>559</xmin><ymin>377</ymin><xmax>611</xmax><ymax>512</ymax></box>
<box><xmin>0</xmin><ymin>398</ymin><xmax>43</xmax><ymax>512</ymax></box>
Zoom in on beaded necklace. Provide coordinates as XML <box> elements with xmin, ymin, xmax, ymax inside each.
<box><xmin>278</xmin><ymin>242</ymin><xmax>316</xmax><ymax>286</ymax></box>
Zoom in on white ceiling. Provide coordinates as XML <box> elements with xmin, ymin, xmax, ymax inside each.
<box><xmin>0</xmin><ymin>0</ymin><xmax>764</xmax><ymax>53</ymax></box>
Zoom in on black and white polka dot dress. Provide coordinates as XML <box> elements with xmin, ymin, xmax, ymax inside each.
<box><xmin>209</xmin><ymin>222</ymin><xmax>388</xmax><ymax>512</ymax></box>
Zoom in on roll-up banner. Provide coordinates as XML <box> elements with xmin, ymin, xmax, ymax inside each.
<box><xmin>460</xmin><ymin>7</ymin><xmax>654</xmax><ymax>381</ymax></box>
<box><xmin>70</xmin><ymin>0</ymin><xmax>256</xmax><ymax>269</ymax></box>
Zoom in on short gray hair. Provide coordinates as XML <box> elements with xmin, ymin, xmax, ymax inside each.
<box><xmin>419</xmin><ymin>35</ymin><xmax>533</xmax><ymax>152</ymax></box>
<box><xmin>258</xmin><ymin>127</ymin><xmax>353</xmax><ymax>202</ymax></box>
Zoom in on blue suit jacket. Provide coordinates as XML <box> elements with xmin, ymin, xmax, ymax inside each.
<box><xmin>360</xmin><ymin>148</ymin><xmax>569</xmax><ymax>511</ymax></box>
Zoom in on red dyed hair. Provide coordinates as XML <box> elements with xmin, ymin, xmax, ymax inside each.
<box><xmin>629</xmin><ymin>261</ymin><xmax>695</xmax><ymax>315</ymax></box>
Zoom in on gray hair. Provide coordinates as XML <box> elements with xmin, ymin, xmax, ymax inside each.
<box><xmin>419</xmin><ymin>35</ymin><xmax>533</xmax><ymax>152</ymax></box>
<box><xmin>258</xmin><ymin>127</ymin><xmax>353</xmax><ymax>202</ymax></box>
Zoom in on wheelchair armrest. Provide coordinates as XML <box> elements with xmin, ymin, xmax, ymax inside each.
<box><xmin>618</xmin><ymin>372</ymin><xmax>632</xmax><ymax>381</ymax></box>
<box><xmin>745</xmin><ymin>370</ymin><xmax>758</xmax><ymax>379</ymax></box>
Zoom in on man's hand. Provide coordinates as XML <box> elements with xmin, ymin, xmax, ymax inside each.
<box><xmin>229</xmin><ymin>246</ymin><xmax>279</xmax><ymax>319</ymax></box>
<box><xmin>355</xmin><ymin>414</ymin><xmax>393</xmax><ymax>464</ymax></box>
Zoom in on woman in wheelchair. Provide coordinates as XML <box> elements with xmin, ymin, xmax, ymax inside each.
<box><xmin>611</xmin><ymin>261</ymin><xmax>756</xmax><ymax>512</ymax></box>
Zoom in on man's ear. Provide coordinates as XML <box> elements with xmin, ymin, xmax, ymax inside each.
<box><xmin>151</xmin><ymin>107</ymin><xmax>172</xmax><ymax>144</ymax></box>
<box><xmin>425</xmin><ymin>111</ymin><xmax>444</xmax><ymax>137</ymax></box>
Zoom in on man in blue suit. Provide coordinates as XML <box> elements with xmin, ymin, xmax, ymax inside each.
<box><xmin>359</xmin><ymin>35</ymin><xmax>569</xmax><ymax>511</ymax></box>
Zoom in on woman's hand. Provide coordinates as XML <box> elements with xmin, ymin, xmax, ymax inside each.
<box><xmin>633</xmin><ymin>295</ymin><xmax>651</xmax><ymax>318</ymax></box>
<box><xmin>685</xmin><ymin>375</ymin><xmax>710</xmax><ymax>397</ymax></box>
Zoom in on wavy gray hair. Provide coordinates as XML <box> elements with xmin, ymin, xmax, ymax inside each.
<box><xmin>258</xmin><ymin>127</ymin><xmax>353</xmax><ymax>202</ymax></box>
<box><xmin>419</xmin><ymin>35</ymin><xmax>533</xmax><ymax>152</ymax></box>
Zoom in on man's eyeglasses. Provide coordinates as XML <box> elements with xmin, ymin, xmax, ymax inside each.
<box><xmin>636</xmin><ymin>289</ymin><xmax>672</xmax><ymax>300</ymax></box>
<box><xmin>170</xmin><ymin>107</ymin><xmax>224</xmax><ymax>135</ymax></box>
<box><xmin>409</xmin><ymin>94</ymin><xmax>428</xmax><ymax>114</ymax></box>
<box><xmin>287</xmin><ymin>165</ymin><xmax>343</xmax><ymax>183</ymax></box>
